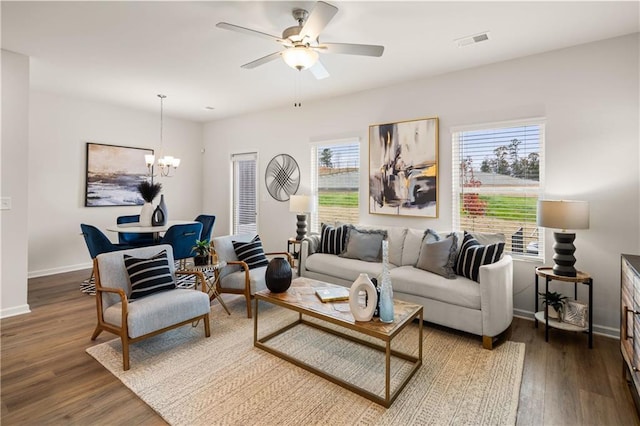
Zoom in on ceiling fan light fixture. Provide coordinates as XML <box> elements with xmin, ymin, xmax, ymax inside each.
<box><xmin>282</xmin><ymin>47</ymin><xmax>318</xmax><ymax>70</ymax></box>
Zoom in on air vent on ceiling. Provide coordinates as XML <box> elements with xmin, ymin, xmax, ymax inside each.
<box><xmin>455</xmin><ymin>31</ymin><xmax>490</xmax><ymax>48</ymax></box>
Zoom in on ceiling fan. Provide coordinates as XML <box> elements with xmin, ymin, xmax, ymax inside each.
<box><xmin>216</xmin><ymin>1</ymin><xmax>384</xmax><ymax>80</ymax></box>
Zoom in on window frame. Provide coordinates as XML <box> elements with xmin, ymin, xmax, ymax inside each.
<box><xmin>231</xmin><ymin>152</ymin><xmax>258</xmax><ymax>235</ymax></box>
<box><xmin>451</xmin><ymin>118</ymin><xmax>546</xmax><ymax>261</ymax></box>
<box><xmin>310</xmin><ymin>137</ymin><xmax>361</xmax><ymax>234</ymax></box>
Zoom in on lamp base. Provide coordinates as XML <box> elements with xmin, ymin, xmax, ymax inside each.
<box><xmin>295</xmin><ymin>214</ymin><xmax>307</xmax><ymax>241</ymax></box>
<box><xmin>552</xmin><ymin>231</ymin><xmax>577</xmax><ymax>277</ymax></box>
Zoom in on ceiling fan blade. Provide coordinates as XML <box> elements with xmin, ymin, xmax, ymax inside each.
<box><xmin>299</xmin><ymin>1</ymin><xmax>338</xmax><ymax>41</ymax></box>
<box><xmin>309</xmin><ymin>60</ymin><xmax>330</xmax><ymax>80</ymax></box>
<box><xmin>216</xmin><ymin>22</ymin><xmax>281</xmax><ymax>42</ymax></box>
<box><xmin>320</xmin><ymin>42</ymin><xmax>384</xmax><ymax>57</ymax></box>
<box><xmin>241</xmin><ymin>51</ymin><xmax>282</xmax><ymax>69</ymax></box>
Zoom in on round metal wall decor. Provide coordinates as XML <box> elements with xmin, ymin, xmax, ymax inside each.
<box><xmin>265</xmin><ymin>154</ymin><xmax>300</xmax><ymax>201</ymax></box>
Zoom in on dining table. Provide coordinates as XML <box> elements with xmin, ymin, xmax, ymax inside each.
<box><xmin>107</xmin><ymin>219</ymin><xmax>197</xmax><ymax>242</ymax></box>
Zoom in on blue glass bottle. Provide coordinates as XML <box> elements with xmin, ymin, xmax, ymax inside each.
<box><xmin>379</xmin><ymin>240</ymin><xmax>394</xmax><ymax>323</ymax></box>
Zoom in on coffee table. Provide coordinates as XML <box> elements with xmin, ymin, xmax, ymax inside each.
<box><xmin>253</xmin><ymin>277</ymin><xmax>423</xmax><ymax>408</ymax></box>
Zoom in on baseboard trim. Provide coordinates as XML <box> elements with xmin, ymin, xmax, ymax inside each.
<box><xmin>514</xmin><ymin>309</ymin><xmax>619</xmax><ymax>340</ymax></box>
<box><xmin>0</xmin><ymin>304</ymin><xmax>31</xmax><ymax>319</ymax></box>
<box><xmin>28</xmin><ymin>263</ymin><xmax>91</xmax><ymax>279</ymax></box>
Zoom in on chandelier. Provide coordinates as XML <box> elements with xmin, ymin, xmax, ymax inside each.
<box><xmin>145</xmin><ymin>94</ymin><xmax>180</xmax><ymax>177</ymax></box>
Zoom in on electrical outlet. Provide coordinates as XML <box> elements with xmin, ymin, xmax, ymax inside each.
<box><xmin>1</xmin><ymin>197</ymin><xmax>11</xmax><ymax>210</ymax></box>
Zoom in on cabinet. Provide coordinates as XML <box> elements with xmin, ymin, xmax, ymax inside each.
<box><xmin>534</xmin><ymin>266</ymin><xmax>593</xmax><ymax>348</ymax></box>
<box><xmin>621</xmin><ymin>254</ymin><xmax>640</xmax><ymax>413</ymax></box>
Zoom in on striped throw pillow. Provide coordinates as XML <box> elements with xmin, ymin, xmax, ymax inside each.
<box><xmin>456</xmin><ymin>232</ymin><xmax>505</xmax><ymax>282</ymax></box>
<box><xmin>232</xmin><ymin>235</ymin><xmax>269</xmax><ymax>269</ymax></box>
<box><xmin>319</xmin><ymin>224</ymin><xmax>348</xmax><ymax>255</ymax></box>
<box><xmin>124</xmin><ymin>250</ymin><xmax>175</xmax><ymax>300</ymax></box>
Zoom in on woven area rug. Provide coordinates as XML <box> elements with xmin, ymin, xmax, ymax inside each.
<box><xmin>87</xmin><ymin>299</ymin><xmax>525</xmax><ymax>425</ymax></box>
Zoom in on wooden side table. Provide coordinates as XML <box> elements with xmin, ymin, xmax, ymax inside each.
<box><xmin>535</xmin><ymin>266</ymin><xmax>593</xmax><ymax>348</ymax></box>
<box><xmin>287</xmin><ymin>237</ymin><xmax>301</xmax><ymax>267</ymax></box>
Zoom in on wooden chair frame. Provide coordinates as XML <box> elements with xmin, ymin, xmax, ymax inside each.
<box><xmin>213</xmin><ymin>251</ymin><xmax>293</xmax><ymax>318</ymax></box>
<box><xmin>90</xmin><ymin>259</ymin><xmax>211</xmax><ymax>370</ymax></box>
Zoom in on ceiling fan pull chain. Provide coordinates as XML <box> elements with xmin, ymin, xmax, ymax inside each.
<box><xmin>294</xmin><ymin>70</ymin><xmax>302</xmax><ymax>108</ymax></box>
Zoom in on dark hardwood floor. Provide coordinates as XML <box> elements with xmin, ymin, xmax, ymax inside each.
<box><xmin>1</xmin><ymin>269</ymin><xmax>638</xmax><ymax>425</ymax></box>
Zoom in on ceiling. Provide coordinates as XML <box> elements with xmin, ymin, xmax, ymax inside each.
<box><xmin>2</xmin><ymin>1</ymin><xmax>638</xmax><ymax>122</ymax></box>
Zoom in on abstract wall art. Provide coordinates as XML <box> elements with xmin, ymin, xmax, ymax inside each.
<box><xmin>369</xmin><ymin>117</ymin><xmax>439</xmax><ymax>218</ymax></box>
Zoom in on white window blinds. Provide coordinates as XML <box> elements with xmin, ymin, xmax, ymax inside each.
<box><xmin>310</xmin><ymin>140</ymin><xmax>360</xmax><ymax>232</ymax></box>
<box><xmin>231</xmin><ymin>152</ymin><xmax>257</xmax><ymax>235</ymax></box>
<box><xmin>452</xmin><ymin>120</ymin><xmax>545</xmax><ymax>259</ymax></box>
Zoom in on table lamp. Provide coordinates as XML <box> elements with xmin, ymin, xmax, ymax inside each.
<box><xmin>537</xmin><ymin>200</ymin><xmax>590</xmax><ymax>277</ymax></box>
<box><xmin>289</xmin><ymin>195</ymin><xmax>313</xmax><ymax>240</ymax></box>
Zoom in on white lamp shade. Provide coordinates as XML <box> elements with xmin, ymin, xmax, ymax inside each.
<box><xmin>289</xmin><ymin>195</ymin><xmax>314</xmax><ymax>213</ymax></box>
<box><xmin>144</xmin><ymin>154</ymin><xmax>155</xmax><ymax>166</ymax></box>
<box><xmin>282</xmin><ymin>47</ymin><xmax>319</xmax><ymax>70</ymax></box>
<box><xmin>537</xmin><ymin>200</ymin><xmax>590</xmax><ymax>230</ymax></box>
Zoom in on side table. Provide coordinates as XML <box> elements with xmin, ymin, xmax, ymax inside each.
<box><xmin>183</xmin><ymin>260</ymin><xmax>231</xmax><ymax>315</ymax></box>
<box><xmin>535</xmin><ymin>266</ymin><xmax>593</xmax><ymax>348</ymax></box>
<box><xmin>287</xmin><ymin>237</ymin><xmax>301</xmax><ymax>267</ymax></box>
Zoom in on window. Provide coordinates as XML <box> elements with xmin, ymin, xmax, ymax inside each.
<box><xmin>310</xmin><ymin>139</ymin><xmax>360</xmax><ymax>232</ymax></box>
<box><xmin>452</xmin><ymin>119</ymin><xmax>544</xmax><ymax>259</ymax></box>
<box><xmin>231</xmin><ymin>152</ymin><xmax>257</xmax><ymax>235</ymax></box>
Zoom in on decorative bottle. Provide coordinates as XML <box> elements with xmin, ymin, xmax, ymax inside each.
<box><xmin>378</xmin><ymin>239</ymin><xmax>394</xmax><ymax>323</ymax></box>
<box><xmin>152</xmin><ymin>194</ymin><xmax>168</xmax><ymax>226</ymax></box>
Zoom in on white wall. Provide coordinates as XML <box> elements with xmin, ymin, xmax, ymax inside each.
<box><xmin>1</xmin><ymin>50</ymin><xmax>31</xmax><ymax>317</ymax></box>
<box><xmin>27</xmin><ymin>92</ymin><xmax>204</xmax><ymax>277</ymax></box>
<box><xmin>203</xmin><ymin>34</ymin><xmax>640</xmax><ymax>335</ymax></box>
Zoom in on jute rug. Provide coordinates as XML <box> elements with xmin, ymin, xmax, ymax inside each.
<box><xmin>87</xmin><ymin>299</ymin><xmax>525</xmax><ymax>425</ymax></box>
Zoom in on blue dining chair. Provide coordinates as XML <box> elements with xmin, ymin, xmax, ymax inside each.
<box><xmin>159</xmin><ymin>222</ymin><xmax>204</xmax><ymax>269</ymax></box>
<box><xmin>117</xmin><ymin>215</ymin><xmax>155</xmax><ymax>247</ymax></box>
<box><xmin>80</xmin><ymin>224</ymin><xmax>133</xmax><ymax>292</ymax></box>
<box><xmin>195</xmin><ymin>214</ymin><xmax>216</xmax><ymax>242</ymax></box>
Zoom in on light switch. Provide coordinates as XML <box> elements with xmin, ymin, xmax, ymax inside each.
<box><xmin>1</xmin><ymin>197</ymin><xmax>11</xmax><ymax>210</ymax></box>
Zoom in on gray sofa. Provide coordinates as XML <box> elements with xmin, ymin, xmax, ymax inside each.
<box><xmin>299</xmin><ymin>225</ymin><xmax>513</xmax><ymax>349</ymax></box>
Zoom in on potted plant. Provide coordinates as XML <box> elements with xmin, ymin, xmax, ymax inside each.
<box><xmin>137</xmin><ymin>181</ymin><xmax>162</xmax><ymax>226</ymax></box>
<box><xmin>192</xmin><ymin>239</ymin><xmax>210</xmax><ymax>266</ymax></box>
<box><xmin>539</xmin><ymin>291</ymin><xmax>567</xmax><ymax>320</ymax></box>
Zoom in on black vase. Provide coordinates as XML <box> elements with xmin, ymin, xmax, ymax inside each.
<box><xmin>193</xmin><ymin>255</ymin><xmax>209</xmax><ymax>266</ymax></box>
<box><xmin>152</xmin><ymin>194</ymin><xmax>168</xmax><ymax>226</ymax></box>
<box><xmin>265</xmin><ymin>257</ymin><xmax>292</xmax><ymax>293</ymax></box>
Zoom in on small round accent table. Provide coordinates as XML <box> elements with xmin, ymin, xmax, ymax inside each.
<box><xmin>183</xmin><ymin>260</ymin><xmax>231</xmax><ymax>315</ymax></box>
<box><xmin>535</xmin><ymin>266</ymin><xmax>593</xmax><ymax>348</ymax></box>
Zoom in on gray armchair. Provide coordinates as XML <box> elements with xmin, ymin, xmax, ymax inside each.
<box><xmin>90</xmin><ymin>244</ymin><xmax>211</xmax><ymax>370</ymax></box>
<box><xmin>211</xmin><ymin>234</ymin><xmax>292</xmax><ymax>318</ymax></box>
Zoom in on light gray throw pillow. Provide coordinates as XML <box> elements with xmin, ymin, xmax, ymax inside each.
<box><xmin>416</xmin><ymin>233</ymin><xmax>458</xmax><ymax>279</ymax></box>
<box><xmin>339</xmin><ymin>226</ymin><xmax>388</xmax><ymax>262</ymax></box>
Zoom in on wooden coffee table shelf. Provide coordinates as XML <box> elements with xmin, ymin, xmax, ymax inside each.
<box><xmin>253</xmin><ymin>277</ymin><xmax>423</xmax><ymax>408</ymax></box>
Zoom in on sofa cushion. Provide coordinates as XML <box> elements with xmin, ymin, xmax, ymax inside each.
<box><xmin>416</xmin><ymin>233</ymin><xmax>457</xmax><ymax>279</ymax></box>
<box><xmin>447</xmin><ymin>231</ymin><xmax>505</xmax><ymax>261</ymax></box>
<box><xmin>320</xmin><ymin>224</ymin><xmax>348</xmax><ymax>255</ymax></box>
<box><xmin>456</xmin><ymin>232</ymin><xmax>505</xmax><ymax>282</ymax></box>
<box><xmin>124</xmin><ymin>250</ymin><xmax>175</xmax><ymax>300</ymax></box>
<box><xmin>340</xmin><ymin>226</ymin><xmax>387</xmax><ymax>262</ymax></box>
<box><xmin>352</xmin><ymin>224</ymin><xmax>406</xmax><ymax>266</ymax></box>
<box><xmin>390</xmin><ymin>266</ymin><xmax>481</xmax><ymax>310</ymax></box>
<box><xmin>402</xmin><ymin>228</ymin><xmax>439</xmax><ymax>266</ymax></box>
<box><xmin>233</xmin><ymin>235</ymin><xmax>269</xmax><ymax>269</ymax></box>
<box><xmin>212</xmin><ymin>233</ymin><xmax>256</xmax><ymax>277</ymax></box>
<box><xmin>305</xmin><ymin>253</ymin><xmax>385</xmax><ymax>283</ymax></box>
